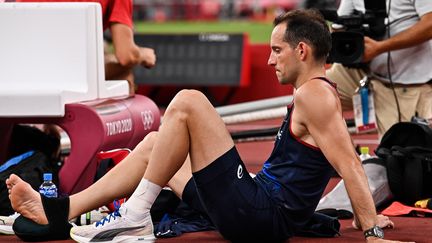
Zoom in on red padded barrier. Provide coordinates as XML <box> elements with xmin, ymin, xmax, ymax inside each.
<box><xmin>0</xmin><ymin>95</ymin><xmax>160</xmax><ymax>195</ymax></box>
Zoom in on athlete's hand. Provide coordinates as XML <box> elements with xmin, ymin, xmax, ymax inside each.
<box><xmin>375</xmin><ymin>214</ymin><xmax>394</xmax><ymax>229</ymax></box>
<box><xmin>352</xmin><ymin>215</ymin><xmax>411</xmax><ymax>242</ymax></box>
<box><xmin>352</xmin><ymin>214</ymin><xmax>394</xmax><ymax>230</ymax></box>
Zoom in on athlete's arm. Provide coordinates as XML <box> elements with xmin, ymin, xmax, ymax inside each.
<box><xmin>293</xmin><ymin>80</ymin><xmax>381</xmax><ymax>233</ymax></box>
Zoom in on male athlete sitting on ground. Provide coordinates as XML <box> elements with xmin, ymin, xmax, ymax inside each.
<box><xmin>7</xmin><ymin>9</ymin><xmax>409</xmax><ymax>243</ymax></box>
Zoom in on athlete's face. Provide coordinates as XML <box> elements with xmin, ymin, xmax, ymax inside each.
<box><xmin>268</xmin><ymin>23</ymin><xmax>299</xmax><ymax>85</ymax></box>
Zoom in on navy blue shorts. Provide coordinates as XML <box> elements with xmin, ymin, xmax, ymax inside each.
<box><xmin>187</xmin><ymin>147</ymin><xmax>294</xmax><ymax>242</ymax></box>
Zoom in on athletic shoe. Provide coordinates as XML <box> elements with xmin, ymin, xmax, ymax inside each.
<box><xmin>70</xmin><ymin>206</ymin><xmax>155</xmax><ymax>242</ymax></box>
<box><xmin>0</xmin><ymin>212</ymin><xmax>20</xmax><ymax>235</ymax></box>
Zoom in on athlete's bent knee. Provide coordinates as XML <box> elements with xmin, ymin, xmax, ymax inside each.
<box><xmin>165</xmin><ymin>90</ymin><xmax>205</xmax><ymax>120</ymax></box>
<box><xmin>135</xmin><ymin>131</ymin><xmax>158</xmax><ymax>153</ymax></box>
<box><xmin>171</xmin><ymin>89</ymin><xmax>208</xmax><ymax>113</ymax></box>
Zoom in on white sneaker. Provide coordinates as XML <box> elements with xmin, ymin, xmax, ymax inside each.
<box><xmin>70</xmin><ymin>206</ymin><xmax>155</xmax><ymax>242</ymax></box>
<box><xmin>0</xmin><ymin>212</ymin><xmax>20</xmax><ymax>235</ymax></box>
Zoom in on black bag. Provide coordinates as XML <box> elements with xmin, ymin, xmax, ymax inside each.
<box><xmin>7</xmin><ymin>124</ymin><xmax>60</xmax><ymax>164</ymax></box>
<box><xmin>0</xmin><ymin>151</ymin><xmax>56</xmax><ymax>215</ymax></box>
<box><xmin>376</xmin><ymin>122</ymin><xmax>432</xmax><ymax>205</ymax></box>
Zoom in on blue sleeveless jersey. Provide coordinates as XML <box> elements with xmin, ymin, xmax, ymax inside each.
<box><xmin>255</xmin><ymin>77</ymin><xmax>336</xmax><ymax>232</ymax></box>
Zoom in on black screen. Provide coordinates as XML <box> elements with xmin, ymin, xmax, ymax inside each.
<box><xmin>133</xmin><ymin>33</ymin><xmax>246</xmax><ymax>86</ymax></box>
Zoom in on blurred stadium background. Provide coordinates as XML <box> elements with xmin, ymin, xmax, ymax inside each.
<box><xmin>133</xmin><ymin>0</ymin><xmax>340</xmax><ymax>43</ymax></box>
<box><xmin>131</xmin><ymin>0</ymin><xmax>341</xmax><ymax>106</ymax></box>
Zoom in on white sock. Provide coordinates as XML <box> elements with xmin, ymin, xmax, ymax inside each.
<box><xmin>121</xmin><ymin>179</ymin><xmax>161</xmax><ymax>220</ymax></box>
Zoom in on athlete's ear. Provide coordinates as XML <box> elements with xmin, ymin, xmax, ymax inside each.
<box><xmin>296</xmin><ymin>42</ymin><xmax>308</xmax><ymax>60</ymax></box>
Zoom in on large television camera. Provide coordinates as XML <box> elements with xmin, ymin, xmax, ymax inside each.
<box><xmin>321</xmin><ymin>0</ymin><xmax>387</xmax><ymax>65</ymax></box>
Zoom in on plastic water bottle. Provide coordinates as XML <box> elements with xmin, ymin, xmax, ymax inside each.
<box><xmin>359</xmin><ymin>146</ymin><xmax>372</xmax><ymax>161</ymax></box>
<box><xmin>359</xmin><ymin>76</ymin><xmax>370</xmax><ymax>125</ymax></box>
<box><xmin>360</xmin><ymin>85</ymin><xmax>369</xmax><ymax>125</ymax></box>
<box><xmin>39</xmin><ymin>173</ymin><xmax>58</xmax><ymax>198</ymax></box>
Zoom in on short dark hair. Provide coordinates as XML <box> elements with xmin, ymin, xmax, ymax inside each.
<box><xmin>274</xmin><ymin>9</ymin><xmax>331</xmax><ymax>62</ymax></box>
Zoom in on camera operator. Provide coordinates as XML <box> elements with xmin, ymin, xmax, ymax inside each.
<box><xmin>326</xmin><ymin>0</ymin><xmax>432</xmax><ymax>136</ymax></box>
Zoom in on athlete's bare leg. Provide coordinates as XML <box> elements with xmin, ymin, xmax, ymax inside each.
<box><xmin>144</xmin><ymin>89</ymin><xmax>234</xmax><ymax>187</ymax></box>
<box><xmin>7</xmin><ymin>132</ymin><xmax>163</xmax><ymax>223</ymax></box>
<box><xmin>7</xmin><ymin>90</ymin><xmax>229</xmax><ymax>225</ymax></box>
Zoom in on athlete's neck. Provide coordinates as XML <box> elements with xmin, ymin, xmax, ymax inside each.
<box><xmin>293</xmin><ymin>65</ymin><xmax>326</xmax><ymax>89</ymax></box>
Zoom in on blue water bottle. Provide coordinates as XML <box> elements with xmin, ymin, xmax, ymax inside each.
<box><xmin>359</xmin><ymin>76</ymin><xmax>370</xmax><ymax>125</ymax></box>
<box><xmin>360</xmin><ymin>86</ymin><xmax>369</xmax><ymax>125</ymax></box>
<box><xmin>39</xmin><ymin>173</ymin><xmax>58</xmax><ymax>198</ymax></box>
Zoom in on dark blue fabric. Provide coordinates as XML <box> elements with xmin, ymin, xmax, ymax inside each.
<box><xmin>155</xmin><ymin>213</ymin><xmax>215</xmax><ymax>238</ymax></box>
<box><xmin>295</xmin><ymin>212</ymin><xmax>340</xmax><ymax>237</ymax></box>
<box><xmin>192</xmin><ymin>148</ymin><xmax>284</xmax><ymax>241</ymax></box>
<box><xmin>255</xmin><ymin>77</ymin><xmax>336</xmax><ymax>232</ymax></box>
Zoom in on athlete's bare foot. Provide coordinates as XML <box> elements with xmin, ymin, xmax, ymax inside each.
<box><xmin>6</xmin><ymin>174</ymin><xmax>48</xmax><ymax>225</ymax></box>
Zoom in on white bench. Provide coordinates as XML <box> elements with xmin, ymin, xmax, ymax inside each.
<box><xmin>0</xmin><ymin>2</ymin><xmax>129</xmax><ymax>117</ymax></box>
<box><xmin>0</xmin><ymin>3</ymin><xmax>160</xmax><ymax>195</ymax></box>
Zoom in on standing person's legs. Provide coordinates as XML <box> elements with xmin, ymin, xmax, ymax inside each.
<box><xmin>326</xmin><ymin>63</ymin><xmax>366</xmax><ymax>110</ymax></box>
<box><xmin>416</xmin><ymin>83</ymin><xmax>432</xmax><ymax>122</ymax></box>
<box><xmin>371</xmin><ymin>81</ymin><xmax>430</xmax><ymax>136</ymax></box>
